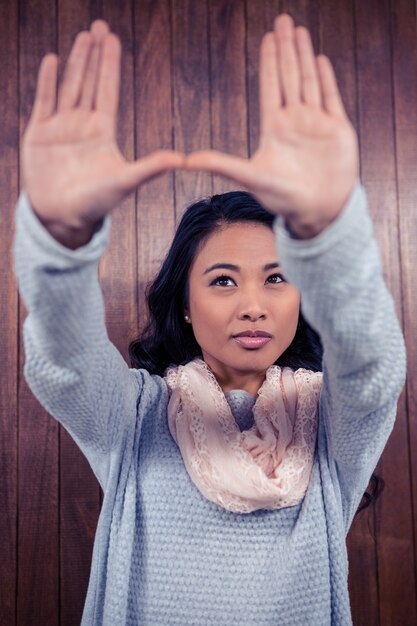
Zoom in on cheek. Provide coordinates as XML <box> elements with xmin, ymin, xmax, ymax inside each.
<box><xmin>275</xmin><ymin>288</ymin><xmax>300</xmax><ymax>332</ymax></box>
<box><xmin>189</xmin><ymin>290</ymin><xmax>228</xmax><ymax>341</ymax></box>
<box><xmin>288</xmin><ymin>288</ymin><xmax>301</xmax><ymax>317</ymax></box>
<box><xmin>189</xmin><ymin>294</ymin><xmax>242</xmax><ymax>361</ymax></box>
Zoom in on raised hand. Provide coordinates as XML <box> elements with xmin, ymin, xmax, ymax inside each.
<box><xmin>185</xmin><ymin>14</ymin><xmax>359</xmax><ymax>238</ymax></box>
<box><xmin>21</xmin><ymin>20</ymin><xmax>184</xmax><ymax>241</ymax></box>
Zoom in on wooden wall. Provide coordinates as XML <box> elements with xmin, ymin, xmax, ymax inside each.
<box><xmin>1</xmin><ymin>0</ymin><xmax>416</xmax><ymax>624</ymax></box>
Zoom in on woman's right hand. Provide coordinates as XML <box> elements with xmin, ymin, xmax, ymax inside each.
<box><xmin>21</xmin><ymin>20</ymin><xmax>184</xmax><ymax>245</ymax></box>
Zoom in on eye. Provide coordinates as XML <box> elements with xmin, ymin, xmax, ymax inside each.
<box><xmin>210</xmin><ymin>273</ymin><xmax>286</xmax><ymax>287</ymax></box>
<box><xmin>266</xmin><ymin>273</ymin><xmax>286</xmax><ymax>284</ymax></box>
<box><xmin>210</xmin><ymin>274</ymin><xmax>236</xmax><ymax>287</ymax></box>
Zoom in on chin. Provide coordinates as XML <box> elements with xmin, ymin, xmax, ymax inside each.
<box><xmin>228</xmin><ymin>350</ymin><xmax>279</xmax><ymax>371</ymax></box>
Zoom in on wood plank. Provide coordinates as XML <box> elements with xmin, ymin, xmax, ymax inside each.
<box><xmin>247</xmin><ymin>1</ymin><xmax>319</xmax><ymax>157</ymax></box>
<box><xmin>134</xmin><ymin>0</ymin><xmax>176</xmax><ymax>327</ymax></box>
<box><xmin>171</xmin><ymin>0</ymin><xmax>212</xmax><ymax>216</ymax></box>
<box><xmin>347</xmin><ymin>508</ymin><xmax>380</xmax><ymax>626</ymax></box>
<box><xmin>391</xmin><ymin>0</ymin><xmax>417</xmax><ymax>620</ymax></box>
<box><xmin>277</xmin><ymin>7</ymin><xmax>372</xmax><ymax>624</ymax></box>
<box><xmin>6</xmin><ymin>1</ymin><xmax>416</xmax><ymax>624</ymax></box>
<box><xmin>318</xmin><ymin>1</ymin><xmax>379</xmax><ymax>623</ymax></box>
<box><xmin>209</xmin><ymin>0</ymin><xmax>247</xmax><ymax>194</ymax></box>
<box><xmin>354</xmin><ymin>1</ymin><xmax>416</xmax><ymax>625</ymax></box>
<box><xmin>0</xmin><ymin>0</ymin><xmax>19</xmax><ymax>623</ymax></box>
<box><xmin>18</xmin><ymin>2</ymin><xmax>59</xmax><ymax>625</ymax></box>
<box><xmin>55</xmin><ymin>4</ymin><xmax>104</xmax><ymax>625</ymax></box>
<box><xmin>245</xmin><ymin>0</ymin><xmax>280</xmax><ymax>157</ymax></box>
<box><xmin>99</xmin><ymin>0</ymin><xmax>138</xmax><ymax>364</ymax></box>
<box><xmin>318</xmin><ymin>0</ymin><xmax>357</xmax><ymax>125</ymax></box>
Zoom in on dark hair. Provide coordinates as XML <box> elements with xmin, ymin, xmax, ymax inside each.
<box><xmin>129</xmin><ymin>190</ymin><xmax>322</xmax><ymax>374</ymax></box>
<box><xmin>128</xmin><ymin>190</ymin><xmax>381</xmax><ymax>515</ymax></box>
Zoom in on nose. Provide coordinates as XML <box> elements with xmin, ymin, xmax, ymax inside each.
<box><xmin>237</xmin><ymin>288</ymin><xmax>268</xmax><ymax>322</ymax></box>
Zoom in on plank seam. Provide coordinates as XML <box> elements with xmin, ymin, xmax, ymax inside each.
<box><xmin>132</xmin><ymin>0</ymin><xmax>140</xmax><ymax>335</ymax></box>
<box><xmin>169</xmin><ymin>0</ymin><xmax>177</xmax><ymax>223</ymax></box>
<box><xmin>389</xmin><ymin>0</ymin><xmax>417</xmax><ymax>612</ymax></box>
<box><xmin>207</xmin><ymin>0</ymin><xmax>214</xmax><ymax>194</ymax></box>
<box><xmin>15</xmin><ymin>0</ymin><xmax>21</xmax><ymax>623</ymax></box>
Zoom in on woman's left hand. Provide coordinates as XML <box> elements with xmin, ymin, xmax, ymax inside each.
<box><xmin>185</xmin><ymin>14</ymin><xmax>359</xmax><ymax>239</ymax></box>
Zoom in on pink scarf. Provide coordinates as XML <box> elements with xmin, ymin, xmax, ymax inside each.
<box><xmin>164</xmin><ymin>358</ymin><xmax>322</xmax><ymax>513</ymax></box>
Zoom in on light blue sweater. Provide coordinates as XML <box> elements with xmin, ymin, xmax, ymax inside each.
<box><xmin>13</xmin><ymin>182</ymin><xmax>406</xmax><ymax>625</ymax></box>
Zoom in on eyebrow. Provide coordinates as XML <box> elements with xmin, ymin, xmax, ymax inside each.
<box><xmin>203</xmin><ymin>262</ymin><xmax>280</xmax><ymax>275</ymax></box>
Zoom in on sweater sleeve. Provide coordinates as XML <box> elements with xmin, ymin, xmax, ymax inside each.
<box><xmin>13</xmin><ymin>191</ymin><xmax>143</xmax><ymax>489</ymax></box>
<box><xmin>274</xmin><ymin>181</ymin><xmax>406</xmax><ymax>532</ymax></box>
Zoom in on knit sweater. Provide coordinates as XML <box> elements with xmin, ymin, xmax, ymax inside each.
<box><xmin>13</xmin><ymin>182</ymin><xmax>406</xmax><ymax>626</ymax></box>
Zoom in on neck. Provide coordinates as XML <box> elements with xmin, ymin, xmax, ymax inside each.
<box><xmin>202</xmin><ymin>357</ymin><xmax>267</xmax><ymax>395</ymax></box>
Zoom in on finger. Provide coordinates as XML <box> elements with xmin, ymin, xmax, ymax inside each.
<box><xmin>274</xmin><ymin>14</ymin><xmax>300</xmax><ymax>106</ymax></box>
<box><xmin>185</xmin><ymin>150</ymin><xmax>260</xmax><ymax>189</ymax></box>
<box><xmin>316</xmin><ymin>54</ymin><xmax>348</xmax><ymax>119</ymax></box>
<box><xmin>90</xmin><ymin>19</ymin><xmax>110</xmax><ymax>39</ymax></box>
<box><xmin>95</xmin><ymin>32</ymin><xmax>121</xmax><ymax>119</ymax></box>
<box><xmin>57</xmin><ymin>31</ymin><xmax>93</xmax><ymax>111</ymax></box>
<box><xmin>30</xmin><ymin>53</ymin><xmax>58</xmax><ymax>123</ymax></box>
<box><xmin>295</xmin><ymin>27</ymin><xmax>321</xmax><ymax>108</ymax></box>
<box><xmin>79</xmin><ymin>21</ymin><xmax>110</xmax><ymax>110</ymax></box>
<box><xmin>120</xmin><ymin>150</ymin><xmax>186</xmax><ymax>191</ymax></box>
<box><xmin>259</xmin><ymin>33</ymin><xmax>282</xmax><ymax>135</ymax></box>
<box><xmin>79</xmin><ymin>43</ymin><xmax>100</xmax><ymax>110</ymax></box>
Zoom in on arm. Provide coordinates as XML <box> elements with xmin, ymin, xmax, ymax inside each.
<box><xmin>184</xmin><ymin>13</ymin><xmax>406</xmax><ymax>529</ymax></box>
<box><xmin>16</xmin><ymin>19</ymin><xmax>183</xmax><ymax>487</ymax></box>
<box><xmin>275</xmin><ymin>181</ymin><xmax>406</xmax><ymax>530</ymax></box>
<box><xmin>13</xmin><ymin>190</ymin><xmax>141</xmax><ymax>489</ymax></box>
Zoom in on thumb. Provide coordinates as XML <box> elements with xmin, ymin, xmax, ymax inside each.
<box><xmin>185</xmin><ymin>150</ymin><xmax>259</xmax><ymax>189</ymax></box>
<box><xmin>119</xmin><ymin>150</ymin><xmax>186</xmax><ymax>191</ymax></box>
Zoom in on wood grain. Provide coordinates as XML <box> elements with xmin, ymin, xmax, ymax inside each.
<box><xmin>354</xmin><ymin>1</ymin><xmax>416</xmax><ymax>625</ymax></box>
<box><xmin>0</xmin><ymin>0</ymin><xmax>18</xmax><ymax>624</ymax></box>
<box><xmin>55</xmin><ymin>6</ymin><xmax>103</xmax><ymax>626</ymax></box>
<box><xmin>245</xmin><ymin>0</ymin><xmax>280</xmax><ymax>156</ymax></box>
<box><xmin>391</xmin><ymin>0</ymin><xmax>417</xmax><ymax>620</ymax></box>
<box><xmin>209</xmin><ymin>0</ymin><xmax>248</xmax><ymax>194</ymax></box>
<box><xmin>171</xmin><ymin>0</ymin><xmax>212</xmax><ymax>217</ymax></box>
<box><xmin>134</xmin><ymin>0</ymin><xmax>176</xmax><ymax>328</ymax></box>
<box><xmin>99</xmin><ymin>0</ymin><xmax>138</xmax><ymax>365</ymax></box>
<box><xmin>318</xmin><ymin>1</ymin><xmax>379</xmax><ymax>623</ymax></box>
<box><xmin>2</xmin><ymin>0</ymin><xmax>416</xmax><ymax>623</ymax></box>
<box><xmin>18</xmin><ymin>2</ymin><xmax>60</xmax><ymax>625</ymax></box>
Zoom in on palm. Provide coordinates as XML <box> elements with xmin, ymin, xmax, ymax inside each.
<box><xmin>23</xmin><ymin>21</ymin><xmax>183</xmax><ymax>229</ymax></box>
<box><xmin>248</xmin><ymin>105</ymin><xmax>357</xmax><ymax>216</ymax></box>
<box><xmin>23</xmin><ymin>109</ymin><xmax>128</xmax><ymax>225</ymax></box>
<box><xmin>186</xmin><ymin>15</ymin><xmax>359</xmax><ymax>236</ymax></box>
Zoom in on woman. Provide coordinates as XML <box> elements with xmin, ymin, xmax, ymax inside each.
<box><xmin>14</xmin><ymin>14</ymin><xmax>405</xmax><ymax>626</ymax></box>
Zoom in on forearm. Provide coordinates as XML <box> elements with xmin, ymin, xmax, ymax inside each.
<box><xmin>285</xmin><ymin>182</ymin><xmax>357</xmax><ymax>241</ymax></box>
<box><xmin>275</xmin><ymin>181</ymin><xmax>406</xmax><ymax>415</ymax></box>
<box><xmin>275</xmin><ymin>181</ymin><xmax>406</xmax><ymax>528</ymax></box>
<box><xmin>13</xmin><ymin>190</ymin><xmax>139</xmax><ymax>466</ymax></box>
<box><xmin>31</xmin><ymin>210</ymin><xmax>99</xmax><ymax>249</ymax></box>
<box><xmin>14</xmin><ymin>191</ymin><xmax>112</xmax><ymax>362</ymax></box>
<box><xmin>27</xmin><ymin>191</ymin><xmax>105</xmax><ymax>249</ymax></box>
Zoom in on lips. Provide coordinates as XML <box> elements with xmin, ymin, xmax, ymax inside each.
<box><xmin>232</xmin><ymin>330</ymin><xmax>272</xmax><ymax>338</ymax></box>
<box><xmin>232</xmin><ymin>330</ymin><xmax>272</xmax><ymax>349</ymax></box>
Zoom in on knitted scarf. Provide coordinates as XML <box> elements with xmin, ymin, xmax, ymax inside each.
<box><xmin>164</xmin><ymin>357</ymin><xmax>322</xmax><ymax>513</ymax></box>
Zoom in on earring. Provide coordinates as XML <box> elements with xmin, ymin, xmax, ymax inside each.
<box><xmin>184</xmin><ymin>314</ymin><xmax>190</xmax><ymax>322</ymax></box>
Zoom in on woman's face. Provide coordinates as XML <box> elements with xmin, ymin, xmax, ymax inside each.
<box><xmin>186</xmin><ymin>222</ymin><xmax>300</xmax><ymax>393</ymax></box>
